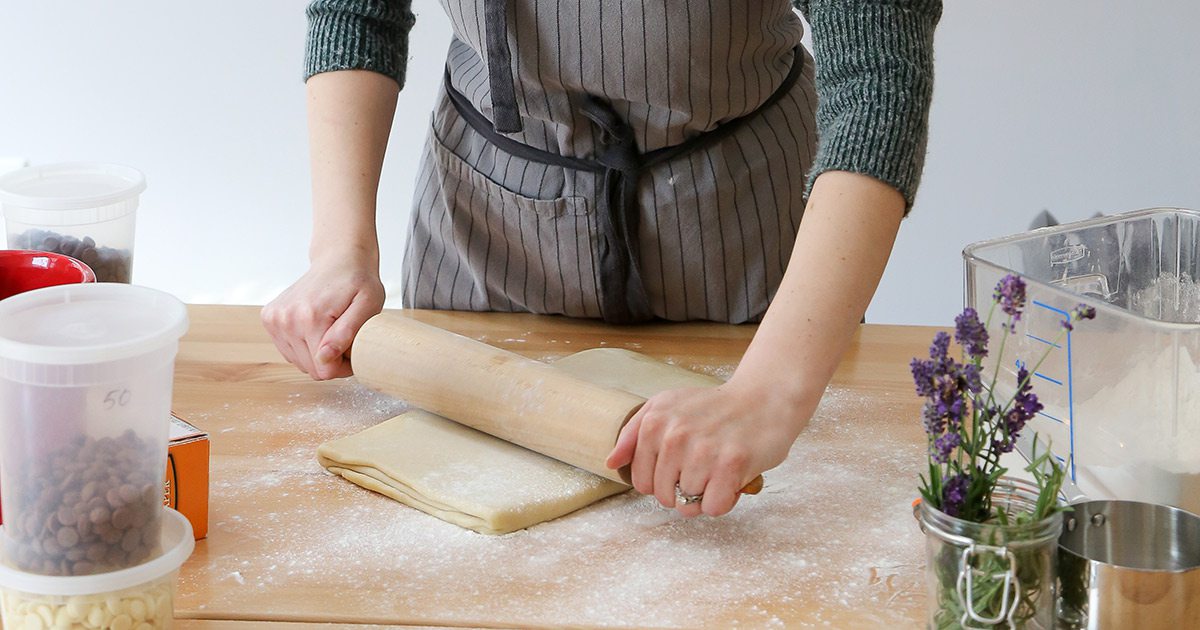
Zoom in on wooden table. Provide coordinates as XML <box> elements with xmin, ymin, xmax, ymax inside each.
<box><xmin>170</xmin><ymin>306</ymin><xmax>941</xmax><ymax>629</ymax></box>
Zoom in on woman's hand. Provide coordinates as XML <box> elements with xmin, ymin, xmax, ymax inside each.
<box><xmin>261</xmin><ymin>254</ymin><xmax>385</xmax><ymax>380</ymax></box>
<box><xmin>263</xmin><ymin>69</ymin><xmax>399</xmax><ymax>379</ymax></box>
<box><xmin>605</xmin><ymin>376</ymin><xmax>817</xmax><ymax>517</ymax></box>
<box><xmin>606</xmin><ymin>171</ymin><xmax>907</xmax><ymax>519</ymax></box>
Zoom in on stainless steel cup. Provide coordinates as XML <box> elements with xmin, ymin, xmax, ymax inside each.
<box><xmin>1057</xmin><ymin>500</ymin><xmax>1200</xmax><ymax>628</ymax></box>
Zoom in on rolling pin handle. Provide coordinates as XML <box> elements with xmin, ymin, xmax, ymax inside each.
<box><xmin>741</xmin><ymin>475</ymin><xmax>765</xmax><ymax>495</ymax></box>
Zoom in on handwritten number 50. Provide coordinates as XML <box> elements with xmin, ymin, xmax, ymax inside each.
<box><xmin>104</xmin><ymin>389</ymin><xmax>132</xmax><ymax>409</ymax></box>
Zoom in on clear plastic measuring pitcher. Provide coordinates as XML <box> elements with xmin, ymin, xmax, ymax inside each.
<box><xmin>964</xmin><ymin>208</ymin><xmax>1200</xmax><ymax>515</ymax></box>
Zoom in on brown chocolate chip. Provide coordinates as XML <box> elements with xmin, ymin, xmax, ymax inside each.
<box><xmin>118</xmin><ymin>484</ymin><xmax>139</xmax><ymax>504</ymax></box>
<box><xmin>90</xmin><ymin>505</ymin><xmax>111</xmax><ymax>525</ymax></box>
<box><xmin>56</xmin><ymin>527</ymin><xmax>80</xmax><ymax>549</ymax></box>
<box><xmin>9</xmin><ymin>428</ymin><xmax>163</xmax><ymax>576</ymax></box>
<box><xmin>120</xmin><ymin>529</ymin><xmax>141</xmax><ymax>553</ymax></box>
<box><xmin>86</xmin><ymin>543</ymin><xmax>106</xmax><ymax>563</ymax></box>
<box><xmin>112</xmin><ymin>507</ymin><xmax>132</xmax><ymax>530</ymax></box>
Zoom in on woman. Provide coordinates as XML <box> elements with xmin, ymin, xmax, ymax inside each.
<box><xmin>264</xmin><ymin>0</ymin><xmax>941</xmax><ymax>518</ymax></box>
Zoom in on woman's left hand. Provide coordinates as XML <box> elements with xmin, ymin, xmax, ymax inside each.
<box><xmin>604</xmin><ymin>377</ymin><xmax>813</xmax><ymax>518</ymax></box>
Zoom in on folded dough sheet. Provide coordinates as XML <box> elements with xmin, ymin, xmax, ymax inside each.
<box><xmin>317</xmin><ymin>348</ymin><xmax>721</xmax><ymax>534</ymax></box>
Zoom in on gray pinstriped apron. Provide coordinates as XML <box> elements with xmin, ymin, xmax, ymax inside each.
<box><xmin>402</xmin><ymin>0</ymin><xmax>818</xmax><ymax>324</ymax></box>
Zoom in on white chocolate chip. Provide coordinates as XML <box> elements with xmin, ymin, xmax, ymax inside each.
<box><xmin>65</xmin><ymin>598</ymin><xmax>88</xmax><ymax>621</ymax></box>
<box><xmin>87</xmin><ymin>604</ymin><xmax>106</xmax><ymax>628</ymax></box>
<box><xmin>36</xmin><ymin>604</ymin><xmax>54</xmax><ymax>626</ymax></box>
<box><xmin>53</xmin><ymin>605</ymin><xmax>71</xmax><ymax>627</ymax></box>
<box><xmin>128</xmin><ymin>598</ymin><xmax>146</xmax><ymax>622</ymax></box>
<box><xmin>110</xmin><ymin>612</ymin><xmax>133</xmax><ymax>630</ymax></box>
<box><xmin>2</xmin><ymin>581</ymin><xmax>174</xmax><ymax>630</ymax></box>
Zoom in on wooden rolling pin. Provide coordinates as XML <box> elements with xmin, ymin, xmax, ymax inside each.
<box><xmin>351</xmin><ymin>313</ymin><xmax>763</xmax><ymax>495</ymax></box>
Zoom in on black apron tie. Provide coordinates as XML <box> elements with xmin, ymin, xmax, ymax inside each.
<box><xmin>444</xmin><ymin>47</ymin><xmax>806</xmax><ymax>324</ymax></box>
<box><xmin>483</xmin><ymin>0</ymin><xmax>522</xmax><ymax>133</ymax></box>
<box><xmin>579</xmin><ymin>97</ymin><xmax>654</xmax><ymax>322</ymax></box>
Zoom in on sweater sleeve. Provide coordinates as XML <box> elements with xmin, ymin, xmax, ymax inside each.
<box><xmin>304</xmin><ymin>0</ymin><xmax>416</xmax><ymax>88</ymax></box>
<box><xmin>794</xmin><ymin>0</ymin><xmax>942</xmax><ymax>211</ymax></box>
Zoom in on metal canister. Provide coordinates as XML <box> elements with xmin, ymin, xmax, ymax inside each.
<box><xmin>1057</xmin><ymin>500</ymin><xmax>1200</xmax><ymax>628</ymax></box>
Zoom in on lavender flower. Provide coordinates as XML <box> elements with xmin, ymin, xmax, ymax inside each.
<box><xmin>961</xmin><ymin>363</ymin><xmax>983</xmax><ymax>395</ymax></box>
<box><xmin>990</xmin><ymin>367</ymin><xmax>1044</xmax><ymax>453</ymax></box>
<box><xmin>942</xmin><ymin>473</ymin><xmax>970</xmax><ymax>517</ymax></box>
<box><xmin>932</xmin><ymin>432</ymin><xmax>961</xmax><ymax>464</ymax></box>
<box><xmin>1011</xmin><ymin>367</ymin><xmax>1043</xmax><ymax>429</ymax></box>
<box><xmin>917</xmin><ymin>273</ymin><xmax>1085</xmax><ymax>525</ymax></box>
<box><xmin>955</xmin><ymin>308</ymin><xmax>989</xmax><ymax>359</ymax></box>
<box><xmin>912</xmin><ymin>329</ymin><xmax>976</xmax><ymax>441</ymax></box>
<box><xmin>930</xmin><ymin>331</ymin><xmax>951</xmax><ymax>361</ymax></box>
<box><xmin>1063</xmin><ymin>303</ymin><xmax>1098</xmax><ymax>330</ymax></box>
<box><xmin>922</xmin><ymin>401</ymin><xmax>945</xmax><ymax>435</ymax></box>
<box><xmin>911</xmin><ymin>358</ymin><xmax>936</xmax><ymax>398</ymax></box>
<box><xmin>994</xmin><ymin>275</ymin><xmax>1027</xmax><ymax>331</ymax></box>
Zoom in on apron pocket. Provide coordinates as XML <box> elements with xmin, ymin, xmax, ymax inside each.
<box><xmin>410</xmin><ymin>128</ymin><xmax>601</xmax><ymax>317</ymax></box>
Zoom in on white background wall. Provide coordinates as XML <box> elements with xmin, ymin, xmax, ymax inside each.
<box><xmin>2</xmin><ymin>1</ymin><xmax>1198</xmax><ymax>325</ymax></box>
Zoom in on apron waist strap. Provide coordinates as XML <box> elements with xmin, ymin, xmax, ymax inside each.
<box><xmin>444</xmin><ymin>46</ymin><xmax>805</xmax><ymax>323</ymax></box>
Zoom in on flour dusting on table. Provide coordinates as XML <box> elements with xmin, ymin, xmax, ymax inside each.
<box><xmin>180</xmin><ymin>381</ymin><xmax>926</xmax><ymax>628</ymax></box>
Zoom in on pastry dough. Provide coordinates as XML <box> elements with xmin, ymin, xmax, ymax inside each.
<box><xmin>318</xmin><ymin>348</ymin><xmax>723</xmax><ymax>534</ymax></box>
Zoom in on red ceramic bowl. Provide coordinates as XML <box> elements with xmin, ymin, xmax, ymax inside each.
<box><xmin>0</xmin><ymin>249</ymin><xmax>97</xmax><ymax>301</ymax></box>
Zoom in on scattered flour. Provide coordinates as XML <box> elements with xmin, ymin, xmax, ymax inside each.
<box><xmin>178</xmin><ymin>380</ymin><xmax>928</xmax><ymax>628</ymax></box>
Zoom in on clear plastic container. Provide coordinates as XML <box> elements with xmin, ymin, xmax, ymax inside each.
<box><xmin>0</xmin><ymin>284</ymin><xmax>188</xmax><ymax>576</ymax></box>
<box><xmin>0</xmin><ymin>507</ymin><xmax>194</xmax><ymax>629</ymax></box>
<box><xmin>963</xmin><ymin>207</ymin><xmax>1200</xmax><ymax>515</ymax></box>
<box><xmin>0</xmin><ymin>163</ymin><xmax>146</xmax><ymax>283</ymax></box>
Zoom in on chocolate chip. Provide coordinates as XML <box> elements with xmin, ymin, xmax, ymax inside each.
<box><xmin>56</xmin><ymin>527</ymin><xmax>80</xmax><ymax>549</ymax></box>
<box><xmin>89</xmin><ymin>505</ymin><xmax>111</xmax><ymax>525</ymax></box>
<box><xmin>112</xmin><ymin>507</ymin><xmax>132</xmax><ymax>530</ymax></box>
<box><xmin>6</xmin><ymin>431</ymin><xmax>164</xmax><ymax>575</ymax></box>
<box><xmin>86</xmin><ymin>543</ymin><xmax>107</xmax><ymax>563</ymax></box>
<box><xmin>12</xmin><ymin>228</ymin><xmax>133</xmax><ymax>283</ymax></box>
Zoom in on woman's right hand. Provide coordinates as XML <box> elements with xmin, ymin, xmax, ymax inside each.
<box><xmin>261</xmin><ymin>254</ymin><xmax>385</xmax><ymax>381</ymax></box>
<box><xmin>267</xmin><ymin>69</ymin><xmax>399</xmax><ymax>380</ymax></box>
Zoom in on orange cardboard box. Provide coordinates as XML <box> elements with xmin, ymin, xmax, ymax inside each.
<box><xmin>168</xmin><ymin>413</ymin><xmax>210</xmax><ymax>540</ymax></box>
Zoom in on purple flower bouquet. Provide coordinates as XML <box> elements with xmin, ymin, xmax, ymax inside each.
<box><xmin>912</xmin><ymin>274</ymin><xmax>1094</xmax><ymax>629</ymax></box>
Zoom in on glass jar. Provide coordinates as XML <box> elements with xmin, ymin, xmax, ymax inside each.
<box><xmin>917</xmin><ymin>477</ymin><xmax>1063</xmax><ymax>629</ymax></box>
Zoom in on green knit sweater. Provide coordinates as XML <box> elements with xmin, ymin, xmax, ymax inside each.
<box><xmin>304</xmin><ymin>0</ymin><xmax>941</xmax><ymax>208</ymax></box>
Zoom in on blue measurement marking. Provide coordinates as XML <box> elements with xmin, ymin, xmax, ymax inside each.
<box><xmin>1032</xmin><ymin>300</ymin><xmax>1076</xmax><ymax>483</ymax></box>
<box><xmin>1026</xmin><ymin>333</ymin><xmax>1062</xmax><ymax>349</ymax></box>
<box><xmin>1034</xmin><ymin>372</ymin><xmax>1063</xmax><ymax>386</ymax></box>
<box><xmin>1036</xmin><ymin>410</ymin><xmax>1064</xmax><ymax>424</ymax></box>
<box><xmin>1032</xmin><ymin>300</ymin><xmax>1070</xmax><ymax>317</ymax></box>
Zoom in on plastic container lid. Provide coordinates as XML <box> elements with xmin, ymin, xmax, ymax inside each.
<box><xmin>0</xmin><ymin>508</ymin><xmax>193</xmax><ymax>596</ymax></box>
<box><xmin>0</xmin><ymin>283</ymin><xmax>188</xmax><ymax>365</ymax></box>
<box><xmin>0</xmin><ymin>163</ymin><xmax>145</xmax><ymax>226</ymax></box>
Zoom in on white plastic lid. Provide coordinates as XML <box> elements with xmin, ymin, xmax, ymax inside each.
<box><xmin>0</xmin><ymin>508</ymin><xmax>194</xmax><ymax>596</ymax></box>
<box><xmin>0</xmin><ymin>283</ymin><xmax>188</xmax><ymax>365</ymax></box>
<box><xmin>0</xmin><ymin>163</ymin><xmax>145</xmax><ymax>226</ymax></box>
